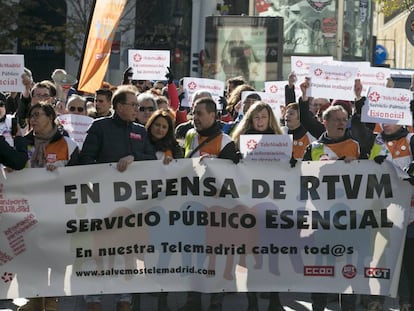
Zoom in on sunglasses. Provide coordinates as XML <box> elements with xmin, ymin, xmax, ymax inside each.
<box><xmin>138</xmin><ymin>106</ymin><xmax>155</xmax><ymax>112</ymax></box>
<box><xmin>69</xmin><ymin>106</ymin><xmax>85</xmax><ymax>112</ymax></box>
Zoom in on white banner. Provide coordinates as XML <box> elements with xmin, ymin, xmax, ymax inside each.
<box><xmin>0</xmin><ymin>160</ymin><xmax>410</xmax><ymax>298</ymax></box>
<box><xmin>128</xmin><ymin>49</ymin><xmax>170</xmax><ymax>81</ymax></box>
<box><xmin>0</xmin><ymin>55</ymin><xmax>25</xmax><ymax>93</ymax></box>
<box><xmin>361</xmin><ymin>86</ymin><xmax>413</xmax><ymax>125</ymax></box>
<box><xmin>309</xmin><ymin>64</ymin><xmax>358</xmax><ymax>100</ymax></box>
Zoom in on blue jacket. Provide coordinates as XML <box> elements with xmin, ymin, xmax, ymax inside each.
<box><xmin>79</xmin><ymin>113</ymin><xmax>156</xmax><ymax>164</ymax></box>
<box><xmin>0</xmin><ymin>136</ymin><xmax>28</xmax><ymax>170</ymax></box>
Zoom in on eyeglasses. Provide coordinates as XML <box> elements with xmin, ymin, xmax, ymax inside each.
<box><xmin>122</xmin><ymin>102</ymin><xmax>139</xmax><ymax>109</ymax></box>
<box><xmin>69</xmin><ymin>106</ymin><xmax>85</xmax><ymax>113</ymax></box>
<box><xmin>138</xmin><ymin>106</ymin><xmax>155</xmax><ymax>112</ymax></box>
<box><xmin>29</xmin><ymin>111</ymin><xmax>46</xmax><ymax>119</ymax></box>
<box><xmin>33</xmin><ymin>94</ymin><xmax>51</xmax><ymax>100</ymax></box>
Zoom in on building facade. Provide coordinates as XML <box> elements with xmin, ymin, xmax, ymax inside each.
<box><xmin>68</xmin><ymin>0</ymin><xmax>377</xmax><ymax>86</ymax></box>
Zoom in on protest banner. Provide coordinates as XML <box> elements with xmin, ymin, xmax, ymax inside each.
<box><xmin>239</xmin><ymin>134</ymin><xmax>292</xmax><ymax>162</ymax></box>
<box><xmin>0</xmin><ymin>159</ymin><xmax>410</xmax><ymax>299</ymax></box>
<box><xmin>264</xmin><ymin>80</ymin><xmax>301</xmax><ymax>107</ymax></box>
<box><xmin>57</xmin><ymin>114</ymin><xmax>94</xmax><ymax>149</ymax></box>
<box><xmin>308</xmin><ymin>64</ymin><xmax>358</xmax><ymax>100</ymax></box>
<box><xmin>128</xmin><ymin>49</ymin><xmax>170</xmax><ymax>81</ymax></box>
<box><xmin>0</xmin><ymin>55</ymin><xmax>24</xmax><ymax>93</ymax></box>
<box><xmin>331</xmin><ymin>61</ymin><xmax>390</xmax><ymax>95</ymax></box>
<box><xmin>182</xmin><ymin>77</ymin><xmax>225</xmax><ymax>108</ymax></box>
<box><xmin>357</xmin><ymin>67</ymin><xmax>391</xmax><ymax>95</ymax></box>
<box><xmin>331</xmin><ymin>60</ymin><xmax>371</xmax><ymax>68</ymax></box>
<box><xmin>241</xmin><ymin>91</ymin><xmax>284</xmax><ymax>120</ymax></box>
<box><xmin>361</xmin><ymin>86</ymin><xmax>413</xmax><ymax>126</ymax></box>
<box><xmin>290</xmin><ymin>56</ymin><xmax>333</xmax><ymax>82</ymax></box>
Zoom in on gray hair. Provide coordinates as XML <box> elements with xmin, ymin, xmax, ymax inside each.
<box><xmin>137</xmin><ymin>93</ymin><xmax>157</xmax><ymax>108</ymax></box>
<box><xmin>192</xmin><ymin>89</ymin><xmax>212</xmax><ymax>102</ymax></box>
<box><xmin>66</xmin><ymin>94</ymin><xmax>87</xmax><ymax>109</ymax></box>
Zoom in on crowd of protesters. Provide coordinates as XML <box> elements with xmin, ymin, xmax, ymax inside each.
<box><xmin>1</xmin><ymin>64</ymin><xmax>414</xmax><ymax>311</ymax></box>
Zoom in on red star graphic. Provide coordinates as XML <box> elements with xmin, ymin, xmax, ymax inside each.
<box><xmin>133</xmin><ymin>53</ymin><xmax>142</xmax><ymax>62</ymax></box>
<box><xmin>314</xmin><ymin>68</ymin><xmax>323</xmax><ymax>76</ymax></box>
<box><xmin>376</xmin><ymin>72</ymin><xmax>385</xmax><ymax>80</ymax></box>
<box><xmin>369</xmin><ymin>91</ymin><xmax>380</xmax><ymax>102</ymax></box>
<box><xmin>296</xmin><ymin>60</ymin><xmax>303</xmax><ymax>67</ymax></box>
<box><xmin>269</xmin><ymin>85</ymin><xmax>278</xmax><ymax>93</ymax></box>
<box><xmin>247</xmin><ymin>139</ymin><xmax>258</xmax><ymax>150</ymax></box>
<box><xmin>187</xmin><ymin>82</ymin><xmax>197</xmax><ymax>90</ymax></box>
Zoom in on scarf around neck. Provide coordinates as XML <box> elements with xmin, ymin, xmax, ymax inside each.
<box><xmin>30</xmin><ymin>127</ymin><xmax>58</xmax><ymax>168</ymax></box>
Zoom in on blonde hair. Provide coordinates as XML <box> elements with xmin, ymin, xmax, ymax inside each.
<box><xmin>232</xmin><ymin>101</ymin><xmax>282</xmax><ymax>148</ymax></box>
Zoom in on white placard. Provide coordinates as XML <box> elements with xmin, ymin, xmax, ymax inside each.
<box><xmin>0</xmin><ymin>55</ymin><xmax>25</xmax><ymax>92</ymax></box>
<box><xmin>240</xmin><ymin>134</ymin><xmax>292</xmax><ymax>162</ymax></box>
<box><xmin>182</xmin><ymin>77</ymin><xmax>225</xmax><ymax>108</ymax></box>
<box><xmin>128</xmin><ymin>49</ymin><xmax>170</xmax><ymax>81</ymax></box>
<box><xmin>361</xmin><ymin>86</ymin><xmax>413</xmax><ymax>126</ymax></box>
<box><xmin>264</xmin><ymin>80</ymin><xmax>297</xmax><ymax>105</ymax></box>
<box><xmin>308</xmin><ymin>64</ymin><xmax>358</xmax><ymax>100</ymax></box>
<box><xmin>57</xmin><ymin>114</ymin><xmax>94</xmax><ymax>149</ymax></box>
<box><xmin>356</xmin><ymin>67</ymin><xmax>391</xmax><ymax>95</ymax></box>
<box><xmin>290</xmin><ymin>56</ymin><xmax>333</xmax><ymax>82</ymax></box>
<box><xmin>331</xmin><ymin>60</ymin><xmax>371</xmax><ymax>68</ymax></box>
<box><xmin>241</xmin><ymin>91</ymin><xmax>284</xmax><ymax>120</ymax></box>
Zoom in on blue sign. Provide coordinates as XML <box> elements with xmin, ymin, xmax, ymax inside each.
<box><xmin>375</xmin><ymin>44</ymin><xmax>388</xmax><ymax>65</ymax></box>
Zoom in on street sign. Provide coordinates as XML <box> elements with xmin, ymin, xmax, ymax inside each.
<box><xmin>406</xmin><ymin>10</ymin><xmax>414</xmax><ymax>46</ymax></box>
<box><xmin>375</xmin><ymin>44</ymin><xmax>388</xmax><ymax>65</ymax></box>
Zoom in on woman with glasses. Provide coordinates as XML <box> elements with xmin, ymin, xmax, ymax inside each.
<box><xmin>24</xmin><ymin>102</ymin><xmax>79</xmax><ymax>170</ymax></box>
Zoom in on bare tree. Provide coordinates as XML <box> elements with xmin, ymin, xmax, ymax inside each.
<box><xmin>375</xmin><ymin>0</ymin><xmax>414</xmax><ymax>16</ymax></box>
<box><xmin>0</xmin><ymin>0</ymin><xmax>135</xmax><ymax>59</ymax></box>
<box><xmin>0</xmin><ymin>1</ymin><xmax>21</xmax><ymax>51</ymax></box>
<box><xmin>66</xmin><ymin>0</ymin><xmax>136</xmax><ymax>60</ymax></box>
